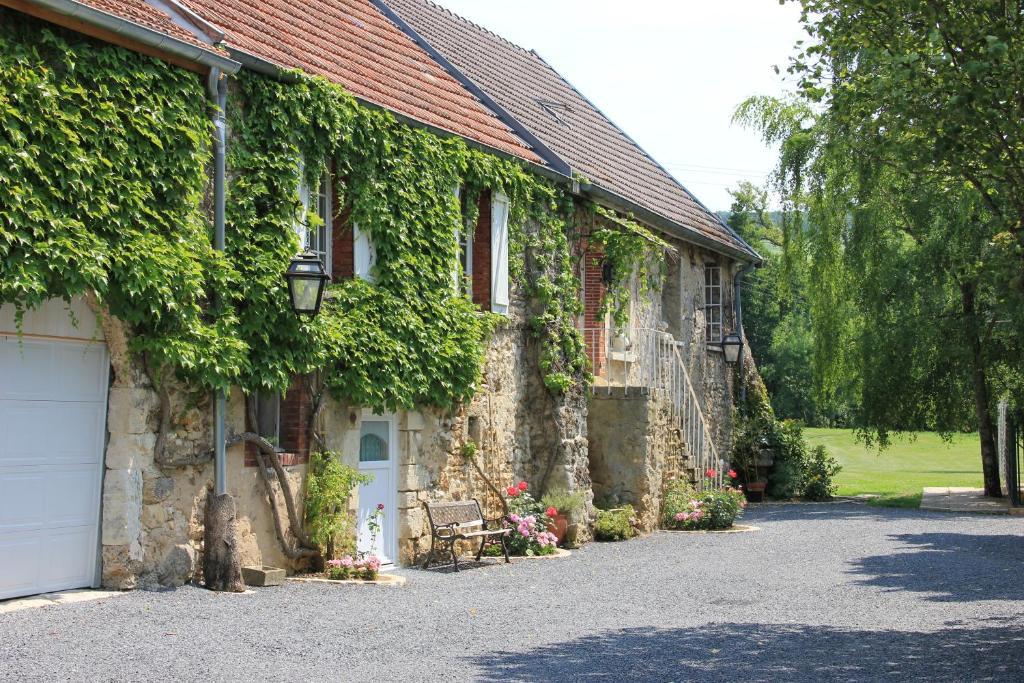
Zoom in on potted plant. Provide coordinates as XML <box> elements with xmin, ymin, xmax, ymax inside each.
<box><xmin>539</xmin><ymin>489</ymin><xmax>585</xmax><ymax>545</ymax></box>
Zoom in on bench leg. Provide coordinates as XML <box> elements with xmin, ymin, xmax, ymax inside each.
<box><xmin>475</xmin><ymin>536</ymin><xmax>486</xmax><ymax>562</ymax></box>
<box><xmin>450</xmin><ymin>539</ymin><xmax>459</xmax><ymax>572</ymax></box>
<box><xmin>422</xmin><ymin>536</ymin><xmax>436</xmax><ymax>569</ymax></box>
<box><xmin>500</xmin><ymin>533</ymin><xmax>510</xmax><ymax>564</ymax></box>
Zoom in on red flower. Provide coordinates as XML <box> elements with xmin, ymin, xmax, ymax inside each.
<box><xmin>506</xmin><ymin>486</ymin><xmax>519</xmax><ymax>497</ymax></box>
<box><xmin>546</xmin><ymin>506</ymin><xmax>558</xmax><ymax>518</ymax></box>
<box><xmin>728</xmin><ymin>469</ymin><xmax>738</xmax><ymax>480</ymax></box>
<box><xmin>518</xmin><ymin>481</ymin><xmax>529</xmax><ymax>491</ymax></box>
<box><xmin>376</xmin><ymin>503</ymin><xmax>385</xmax><ymax>511</ymax></box>
<box><xmin>705</xmin><ymin>468</ymin><xmax>717</xmax><ymax>479</ymax></box>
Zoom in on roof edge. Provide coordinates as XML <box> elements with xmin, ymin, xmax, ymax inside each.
<box><xmin>582</xmin><ymin>182</ymin><xmax>762</xmax><ymax>264</ymax></box>
<box><xmin>230</xmin><ymin>46</ymin><xmax>565</xmax><ymax>182</ymax></box>
<box><xmin>529</xmin><ymin>48</ymin><xmax>759</xmax><ymax>261</ymax></box>
<box><xmin>373</xmin><ymin>0</ymin><xmax>571</xmax><ymax>177</ymax></box>
<box><xmin>8</xmin><ymin>0</ymin><xmax>240</xmax><ymax>72</ymax></box>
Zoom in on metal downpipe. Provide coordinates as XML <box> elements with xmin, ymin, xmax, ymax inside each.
<box><xmin>208</xmin><ymin>67</ymin><xmax>228</xmax><ymax>496</ymax></box>
<box><xmin>734</xmin><ymin>262</ymin><xmax>756</xmax><ymax>408</ymax></box>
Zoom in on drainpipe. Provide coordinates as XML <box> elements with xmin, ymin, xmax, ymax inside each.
<box><xmin>734</xmin><ymin>262</ymin><xmax>756</xmax><ymax>408</ymax></box>
<box><xmin>208</xmin><ymin>68</ymin><xmax>228</xmax><ymax>496</ymax></box>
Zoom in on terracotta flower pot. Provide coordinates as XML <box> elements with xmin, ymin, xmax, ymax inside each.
<box><xmin>547</xmin><ymin>513</ymin><xmax>569</xmax><ymax>545</ymax></box>
<box><xmin>745</xmin><ymin>481</ymin><xmax>767</xmax><ymax>503</ymax></box>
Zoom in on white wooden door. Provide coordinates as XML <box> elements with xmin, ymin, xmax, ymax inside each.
<box><xmin>0</xmin><ymin>336</ymin><xmax>108</xmax><ymax>600</ymax></box>
<box><xmin>357</xmin><ymin>416</ymin><xmax>396</xmax><ymax>565</ymax></box>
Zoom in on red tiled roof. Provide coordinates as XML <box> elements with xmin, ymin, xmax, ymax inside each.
<box><xmin>179</xmin><ymin>0</ymin><xmax>541</xmax><ymax>162</ymax></box>
<box><xmin>383</xmin><ymin>0</ymin><xmax>756</xmax><ymax>258</ymax></box>
<box><xmin>74</xmin><ymin>0</ymin><xmax>220</xmax><ymax>53</ymax></box>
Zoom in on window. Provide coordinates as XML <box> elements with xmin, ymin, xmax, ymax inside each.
<box><xmin>453</xmin><ymin>186</ymin><xmax>472</xmax><ymax>294</ymax></box>
<box><xmin>296</xmin><ymin>171</ymin><xmax>332</xmax><ymax>273</ymax></box>
<box><xmin>353</xmin><ymin>223</ymin><xmax>376</xmax><ymax>283</ymax></box>
<box><xmin>491</xmin><ymin>192</ymin><xmax>510</xmax><ymax>314</ymax></box>
<box><xmin>253</xmin><ymin>391</ymin><xmax>281</xmax><ymax>449</ymax></box>
<box><xmin>704</xmin><ymin>263</ymin><xmax>722</xmax><ymax>343</ymax></box>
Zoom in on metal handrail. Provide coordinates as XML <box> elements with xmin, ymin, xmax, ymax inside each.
<box><xmin>581</xmin><ymin>325</ymin><xmax>724</xmax><ymax>489</ymax></box>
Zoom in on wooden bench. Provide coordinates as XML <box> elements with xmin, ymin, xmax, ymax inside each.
<box><xmin>422</xmin><ymin>499</ymin><xmax>510</xmax><ymax>570</ymax></box>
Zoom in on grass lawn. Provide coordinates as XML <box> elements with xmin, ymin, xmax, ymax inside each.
<box><xmin>804</xmin><ymin>428</ymin><xmax>983</xmax><ymax>508</ymax></box>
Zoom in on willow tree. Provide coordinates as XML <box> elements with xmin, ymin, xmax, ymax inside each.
<box><xmin>736</xmin><ymin>0</ymin><xmax>1024</xmax><ymax>496</ymax></box>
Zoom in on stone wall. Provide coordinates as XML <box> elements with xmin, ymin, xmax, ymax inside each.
<box><xmin>588</xmin><ymin>388</ymin><xmax>686</xmax><ymax>531</ymax></box>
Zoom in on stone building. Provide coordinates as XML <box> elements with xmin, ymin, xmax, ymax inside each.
<box><xmin>0</xmin><ymin>0</ymin><xmax>760</xmax><ymax>600</ymax></box>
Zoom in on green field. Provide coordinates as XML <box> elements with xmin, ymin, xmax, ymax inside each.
<box><xmin>804</xmin><ymin>428</ymin><xmax>983</xmax><ymax>507</ymax></box>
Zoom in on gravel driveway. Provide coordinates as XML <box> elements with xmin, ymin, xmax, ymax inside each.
<box><xmin>3</xmin><ymin>503</ymin><xmax>1024</xmax><ymax>682</ymax></box>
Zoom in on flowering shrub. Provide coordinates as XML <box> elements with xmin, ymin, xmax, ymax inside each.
<box><xmin>661</xmin><ymin>479</ymin><xmax>746</xmax><ymax>531</ymax></box>
<box><xmin>498</xmin><ymin>481</ymin><xmax>558</xmax><ymax>556</ymax></box>
<box><xmin>326</xmin><ymin>554</ymin><xmax>381</xmax><ymax>581</ymax></box>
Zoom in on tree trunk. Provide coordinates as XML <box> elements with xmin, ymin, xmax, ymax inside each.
<box><xmin>203</xmin><ymin>492</ymin><xmax>246</xmax><ymax>592</ymax></box>
<box><xmin>961</xmin><ymin>281</ymin><xmax>1002</xmax><ymax>497</ymax></box>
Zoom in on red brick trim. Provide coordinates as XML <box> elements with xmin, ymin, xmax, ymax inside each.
<box><xmin>582</xmin><ymin>241</ymin><xmax>607</xmax><ymax>377</ymax></box>
<box><xmin>473</xmin><ymin>190</ymin><xmax>492</xmax><ymax>310</ymax></box>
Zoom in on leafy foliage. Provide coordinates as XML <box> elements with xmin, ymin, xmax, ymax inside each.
<box><xmin>593</xmin><ymin>506</ymin><xmax>636</xmax><ymax>541</ymax></box>
<box><xmin>303</xmin><ymin>451</ymin><xmax>370</xmax><ymax>557</ymax></box>
<box><xmin>0</xmin><ymin>10</ymin><xmax>590</xmax><ymax>412</ymax></box>
<box><xmin>589</xmin><ymin>205</ymin><xmax>671</xmax><ymax>331</ymax></box>
<box><xmin>0</xmin><ymin>11</ymin><xmax>245</xmax><ymax>389</ymax></box>
<box><xmin>738</xmin><ymin>0</ymin><xmax>1024</xmax><ymax>494</ymax></box>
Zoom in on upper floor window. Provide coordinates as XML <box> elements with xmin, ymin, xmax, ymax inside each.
<box><xmin>453</xmin><ymin>186</ymin><xmax>472</xmax><ymax>295</ymax></box>
<box><xmin>704</xmin><ymin>263</ymin><xmax>722</xmax><ymax>343</ymax></box>
<box><xmin>297</xmin><ymin>171</ymin><xmax>332</xmax><ymax>273</ymax></box>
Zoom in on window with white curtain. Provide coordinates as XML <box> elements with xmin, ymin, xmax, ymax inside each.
<box><xmin>353</xmin><ymin>223</ymin><xmax>376</xmax><ymax>283</ymax></box>
<box><xmin>491</xmin><ymin>192</ymin><xmax>510</xmax><ymax>315</ymax></box>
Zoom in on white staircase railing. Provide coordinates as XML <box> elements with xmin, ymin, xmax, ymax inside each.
<box><xmin>583</xmin><ymin>326</ymin><xmax>726</xmax><ymax>489</ymax></box>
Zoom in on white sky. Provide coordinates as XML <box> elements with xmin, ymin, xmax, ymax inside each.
<box><xmin>430</xmin><ymin>0</ymin><xmax>806</xmax><ymax>211</ymax></box>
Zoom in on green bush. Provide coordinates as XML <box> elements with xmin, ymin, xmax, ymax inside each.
<box><xmin>662</xmin><ymin>479</ymin><xmax>746</xmax><ymax>531</ymax></box>
<box><xmin>767</xmin><ymin>420</ymin><xmax>807</xmax><ymax>499</ymax></box>
<box><xmin>594</xmin><ymin>506</ymin><xmax>636</xmax><ymax>541</ymax></box>
<box><xmin>304</xmin><ymin>451</ymin><xmax>371</xmax><ymax>557</ymax></box>
<box><xmin>802</xmin><ymin>445</ymin><xmax>841</xmax><ymax>501</ymax></box>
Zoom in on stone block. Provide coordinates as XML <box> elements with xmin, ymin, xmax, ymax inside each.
<box><xmin>105</xmin><ymin>433</ymin><xmax>156</xmax><ymax>470</ymax></box>
<box><xmin>102</xmin><ymin>468</ymin><xmax>143</xmax><ymax>546</ymax></box>
<box><xmin>241</xmin><ymin>566</ymin><xmax>286</xmax><ymax>587</ymax></box>
<box><xmin>106</xmin><ymin>387</ymin><xmax>155</xmax><ymax>435</ymax></box>
<box><xmin>157</xmin><ymin>544</ymin><xmax>196</xmax><ymax>587</ymax></box>
<box><xmin>399</xmin><ymin>507</ymin><xmax>425</xmax><ymax>540</ymax></box>
<box><xmin>142</xmin><ymin>476</ymin><xmax>175</xmax><ymax>505</ymax></box>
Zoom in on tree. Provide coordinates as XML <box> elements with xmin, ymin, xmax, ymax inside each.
<box><xmin>734</xmin><ymin>0</ymin><xmax>1024</xmax><ymax>496</ymax></box>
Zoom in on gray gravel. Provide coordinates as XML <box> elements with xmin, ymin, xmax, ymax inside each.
<box><xmin>3</xmin><ymin>503</ymin><xmax>1024</xmax><ymax>682</ymax></box>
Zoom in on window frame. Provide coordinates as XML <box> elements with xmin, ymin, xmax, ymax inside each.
<box><xmin>704</xmin><ymin>262</ymin><xmax>723</xmax><ymax>344</ymax></box>
<box><xmin>253</xmin><ymin>391</ymin><xmax>282</xmax><ymax>450</ymax></box>
<box><xmin>490</xmin><ymin>192</ymin><xmax>510</xmax><ymax>315</ymax></box>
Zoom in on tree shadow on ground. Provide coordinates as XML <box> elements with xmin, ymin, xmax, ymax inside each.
<box><xmin>472</xmin><ymin>619</ymin><xmax>1024</xmax><ymax>682</ymax></box>
<box><xmin>745</xmin><ymin>501</ymin><xmax>996</xmax><ymax>523</ymax></box>
<box><xmin>848</xmin><ymin>532</ymin><xmax>1024</xmax><ymax>602</ymax></box>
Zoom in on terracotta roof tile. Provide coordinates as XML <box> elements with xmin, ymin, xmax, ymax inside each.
<box><xmin>74</xmin><ymin>0</ymin><xmax>220</xmax><ymax>53</ymax></box>
<box><xmin>179</xmin><ymin>0</ymin><xmax>540</xmax><ymax>162</ymax></box>
<box><xmin>383</xmin><ymin>0</ymin><xmax>755</xmax><ymax>257</ymax></box>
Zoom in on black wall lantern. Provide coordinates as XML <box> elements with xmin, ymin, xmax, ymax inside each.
<box><xmin>722</xmin><ymin>331</ymin><xmax>743</xmax><ymax>365</ymax></box>
<box><xmin>286</xmin><ymin>253</ymin><xmax>331</xmax><ymax>316</ymax></box>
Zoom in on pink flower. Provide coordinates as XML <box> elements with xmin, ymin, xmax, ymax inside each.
<box><xmin>728</xmin><ymin>469</ymin><xmax>738</xmax><ymax>479</ymax></box>
<box><xmin>365</xmin><ymin>556</ymin><xmax>381</xmax><ymax>571</ymax></box>
<box><xmin>509</xmin><ymin>513</ymin><xmax>521</xmax><ymax>523</ymax></box>
<box><xmin>518</xmin><ymin>481</ymin><xmax>529</xmax><ymax>492</ymax></box>
<box><xmin>376</xmin><ymin>503</ymin><xmax>385</xmax><ymax>511</ymax></box>
<box><xmin>327</xmin><ymin>559</ymin><xmax>342</xmax><ymax>568</ymax></box>
<box><xmin>341</xmin><ymin>556</ymin><xmax>354</xmax><ymax>568</ymax></box>
<box><xmin>546</xmin><ymin>506</ymin><xmax>558</xmax><ymax>518</ymax></box>
<box><xmin>674</xmin><ymin>512</ymin><xmax>687</xmax><ymax>521</ymax></box>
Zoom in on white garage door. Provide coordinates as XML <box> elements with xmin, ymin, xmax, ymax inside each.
<box><xmin>0</xmin><ymin>301</ymin><xmax>108</xmax><ymax>600</ymax></box>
